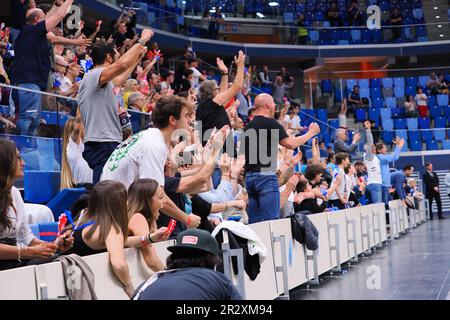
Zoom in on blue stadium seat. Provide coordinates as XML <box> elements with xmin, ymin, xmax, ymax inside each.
<box><xmin>394</xmin><ymin>118</ymin><xmax>407</xmax><ymax>129</ymax></box>
<box><xmin>29</xmin><ymin>224</ymin><xmax>39</xmax><ymax>239</ymax></box>
<box><xmin>328</xmin><ymin>119</ymin><xmax>340</xmax><ymax>129</ymax></box>
<box><xmin>372</xmin><ymin>97</ymin><xmax>383</xmax><ymax>109</ymax></box>
<box><xmin>382</xmin><ymin>118</ymin><xmax>394</xmax><ymax>130</ymax></box>
<box><xmin>368</xmin><ymin>107</ymin><xmax>380</xmax><ymax>119</ymax></box>
<box><xmin>385</xmin><ymin>97</ymin><xmax>396</xmax><ymax>108</ymax></box>
<box><xmin>358</xmin><ymin>79</ymin><xmax>370</xmax><ymax>89</ymax></box>
<box><xmin>382</xmin><ymin>77</ymin><xmax>393</xmax><ymax>88</ymax></box>
<box><xmin>394</xmin><ymin>86</ymin><xmax>405</xmax><ymax>98</ymax></box>
<box><xmin>443</xmin><ymin>140</ymin><xmax>450</xmax><ymax>150</ymax></box>
<box><xmin>434</xmin><ymin>129</ymin><xmax>446</xmax><ymax>142</ymax></box>
<box><xmin>393</xmin><ymin>77</ymin><xmax>405</xmax><ymax>88</ymax></box>
<box><xmin>346</xmin><ymin>79</ymin><xmax>358</xmax><ymax>90</ymax></box>
<box><xmin>360</xmin><ymin>88</ymin><xmax>370</xmax><ymax>98</ymax></box>
<box><xmin>370</xmin><ymin>78</ymin><xmax>381</xmax><ymax>88</ymax></box>
<box><xmin>408</xmin><ymin>130</ymin><xmax>420</xmax><ymax>142</ymax></box>
<box><xmin>24</xmin><ymin>171</ymin><xmax>61</xmax><ymax>203</ymax></box>
<box><xmin>435</xmin><ymin>116</ymin><xmax>447</xmax><ymax>128</ymax></box>
<box><xmin>405</xmin><ymin>86</ymin><xmax>416</xmax><ymax>97</ymax></box>
<box><xmin>406</xmin><ymin>118</ymin><xmax>418</xmax><ymax>130</ymax></box>
<box><xmin>428</xmin><ymin>95</ymin><xmax>437</xmax><ymax>108</ymax></box>
<box><xmin>370</xmin><ymin>87</ymin><xmax>382</xmax><ymax>98</ymax></box>
<box><xmin>351</xmin><ymin>29</ymin><xmax>361</xmax><ymax>41</ymax></box>
<box><xmin>355</xmin><ymin>108</ymin><xmax>367</xmax><ymax>122</ymax></box>
<box><xmin>46</xmin><ymin>188</ymin><xmax>87</xmax><ymax>220</ymax></box>
<box><xmin>426</xmin><ymin>139</ymin><xmax>439</xmax><ymax>151</ymax></box>
<box><xmin>405</xmin><ymin>76</ymin><xmax>418</xmax><ymax>87</ymax></box>
<box><xmin>316</xmin><ymin>109</ymin><xmax>328</xmax><ymax>122</ymax></box>
<box><xmin>419</xmin><ymin>117</ymin><xmax>431</xmax><ymax>129</ymax></box>
<box><xmin>445</xmin><ymin>106</ymin><xmax>450</xmax><ymax>118</ymax></box>
<box><xmin>421</xmin><ymin>130</ymin><xmax>433</xmax><ymax>142</ymax></box>
<box><xmin>309</xmin><ymin>30</ymin><xmax>319</xmax><ymax>42</ymax></box>
<box><xmin>391</xmin><ymin>107</ymin><xmax>404</xmax><ymax>118</ymax></box>
<box><xmin>412</xmin><ymin>8</ymin><xmax>423</xmax><ymax>20</ymax></box>
<box><xmin>380</xmin><ymin>108</ymin><xmax>392</xmax><ymax>121</ymax></box>
<box><xmin>437</xmin><ymin>94</ymin><xmax>449</xmax><ymax>106</ymax></box>
<box><xmin>409</xmin><ymin>140</ymin><xmax>422</xmax><ymax>151</ymax></box>
<box><xmin>429</xmin><ymin>105</ymin><xmax>443</xmax><ymax>118</ymax></box>
<box><xmin>382</xmin><ymin>87</ymin><xmax>393</xmax><ymax>98</ymax></box>
<box><xmin>382</xmin><ymin>131</ymin><xmax>394</xmax><ymax>143</ymax></box>
<box><xmin>418</xmin><ymin>75</ymin><xmax>429</xmax><ymax>89</ymax></box>
<box><xmin>321</xmin><ymin>80</ymin><xmax>332</xmax><ymax>93</ymax></box>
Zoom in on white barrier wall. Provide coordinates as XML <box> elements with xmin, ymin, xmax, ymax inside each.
<box><xmin>0</xmin><ymin>203</ymin><xmax>428</xmax><ymax>300</ymax></box>
<box><xmin>0</xmin><ymin>265</ymin><xmax>38</xmax><ymax>300</ymax></box>
<box><xmin>327</xmin><ymin>210</ymin><xmax>350</xmax><ymax>267</ymax></box>
<box><xmin>243</xmin><ymin>222</ymin><xmax>279</xmax><ymax>300</ymax></box>
<box><xmin>306</xmin><ymin>212</ymin><xmax>332</xmax><ymax>279</ymax></box>
<box><xmin>269</xmin><ymin>218</ymin><xmax>308</xmax><ymax>293</ymax></box>
<box><xmin>372</xmin><ymin>203</ymin><xmax>388</xmax><ymax>243</ymax></box>
<box><xmin>345</xmin><ymin>207</ymin><xmax>364</xmax><ymax>255</ymax></box>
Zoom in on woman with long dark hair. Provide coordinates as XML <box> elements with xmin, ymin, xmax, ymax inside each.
<box><xmin>127</xmin><ymin>179</ymin><xmax>168</xmax><ymax>272</ymax></box>
<box><xmin>0</xmin><ymin>139</ymin><xmax>73</xmax><ymax>271</ymax></box>
<box><xmin>63</xmin><ymin>180</ymin><xmax>169</xmax><ymax>298</ymax></box>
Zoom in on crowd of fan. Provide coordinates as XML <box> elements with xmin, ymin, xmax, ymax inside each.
<box><xmin>0</xmin><ymin>0</ymin><xmax>449</xmax><ymax>300</ymax></box>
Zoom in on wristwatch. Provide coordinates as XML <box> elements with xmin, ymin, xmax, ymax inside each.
<box><xmin>138</xmin><ymin>39</ymin><xmax>147</xmax><ymax>46</ymax></box>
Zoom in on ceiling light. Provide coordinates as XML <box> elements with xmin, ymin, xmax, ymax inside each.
<box><xmin>438</xmin><ymin>25</ymin><xmax>442</xmax><ymax>28</ymax></box>
<box><xmin>256</xmin><ymin>12</ymin><xmax>265</xmax><ymax>18</ymax></box>
<box><xmin>440</xmin><ymin>34</ymin><xmax>444</xmax><ymax>37</ymax></box>
<box><xmin>436</xmin><ymin>16</ymin><xmax>440</xmax><ymax>18</ymax></box>
<box><xmin>268</xmin><ymin>2</ymin><xmax>279</xmax><ymax>7</ymax></box>
<box><xmin>434</xmin><ymin>7</ymin><xmax>438</xmax><ymax>9</ymax></box>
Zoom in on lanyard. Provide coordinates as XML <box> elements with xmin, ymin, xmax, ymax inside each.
<box><xmin>66</xmin><ymin>210</ymin><xmax>95</xmax><ymax>236</ymax></box>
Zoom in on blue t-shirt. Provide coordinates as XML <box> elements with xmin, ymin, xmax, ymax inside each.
<box><xmin>135</xmin><ymin>267</ymin><xmax>243</xmax><ymax>300</ymax></box>
<box><xmin>10</xmin><ymin>21</ymin><xmax>51</xmax><ymax>90</ymax></box>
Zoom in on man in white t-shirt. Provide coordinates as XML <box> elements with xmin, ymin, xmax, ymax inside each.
<box><xmin>284</xmin><ymin>105</ymin><xmax>304</xmax><ymax>136</ymax></box>
<box><xmin>101</xmin><ymin>96</ymin><xmax>202</xmax><ymax>229</ymax></box>
<box><xmin>188</xmin><ymin>57</ymin><xmax>206</xmax><ymax>90</ymax></box>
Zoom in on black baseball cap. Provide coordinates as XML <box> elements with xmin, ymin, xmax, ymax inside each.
<box><xmin>167</xmin><ymin>229</ymin><xmax>220</xmax><ymax>256</ymax></box>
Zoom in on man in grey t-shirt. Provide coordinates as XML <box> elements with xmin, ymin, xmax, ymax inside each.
<box><xmin>78</xmin><ymin>29</ymin><xmax>154</xmax><ymax>183</ymax></box>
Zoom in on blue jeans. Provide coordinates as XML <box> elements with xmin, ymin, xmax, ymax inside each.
<box><xmin>13</xmin><ymin>83</ymin><xmax>42</xmax><ymax>136</ymax></box>
<box><xmin>245</xmin><ymin>172</ymin><xmax>280</xmax><ymax>224</ymax></box>
<box><xmin>382</xmin><ymin>185</ymin><xmax>391</xmax><ymax>205</ymax></box>
<box><xmin>366</xmin><ymin>183</ymin><xmax>382</xmax><ymax>204</ymax></box>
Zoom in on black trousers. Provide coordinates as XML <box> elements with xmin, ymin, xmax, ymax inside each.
<box><xmin>83</xmin><ymin>141</ymin><xmax>120</xmax><ymax>185</ymax></box>
<box><xmin>427</xmin><ymin>192</ymin><xmax>443</xmax><ymax>219</ymax></box>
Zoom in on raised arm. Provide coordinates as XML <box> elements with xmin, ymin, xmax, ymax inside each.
<box><xmin>213</xmin><ymin>51</ymin><xmax>245</xmax><ymax>107</ymax></box>
<box><xmin>45</xmin><ymin>0</ymin><xmax>74</xmax><ymax>32</ymax></box>
<box><xmin>216</xmin><ymin>57</ymin><xmax>229</xmax><ymax>93</ymax></box>
<box><xmin>47</xmin><ymin>32</ymin><xmax>92</xmax><ymax>47</ymax></box>
<box><xmin>280</xmin><ymin>122</ymin><xmax>320</xmax><ymax>149</ymax></box>
<box><xmin>99</xmin><ymin>29</ymin><xmax>154</xmax><ymax>87</ymax></box>
<box><xmin>364</xmin><ymin>121</ymin><xmax>374</xmax><ymax>161</ymax></box>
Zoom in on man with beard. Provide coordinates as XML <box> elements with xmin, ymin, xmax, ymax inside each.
<box><xmin>78</xmin><ymin>28</ymin><xmax>154</xmax><ymax>184</ymax></box>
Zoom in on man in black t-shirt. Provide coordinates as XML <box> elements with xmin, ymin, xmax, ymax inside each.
<box><xmin>241</xmin><ymin>93</ymin><xmax>320</xmax><ymax>223</ymax></box>
<box><xmin>10</xmin><ymin>0</ymin><xmax>74</xmax><ymax>136</ymax></box>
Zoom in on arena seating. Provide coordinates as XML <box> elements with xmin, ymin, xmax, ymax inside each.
<box><xmin>320</xmin><ymin>74</ymin><xmax>450</xmax><ymax>151</ymax></box>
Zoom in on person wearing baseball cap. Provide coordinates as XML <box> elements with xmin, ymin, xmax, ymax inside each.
<box><xmin>133</xmin><ymin>229</ymin><xmax>242</xmax><ymax>300</ymax></box>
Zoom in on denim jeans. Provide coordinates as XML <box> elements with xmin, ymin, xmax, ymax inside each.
<box><xmin>83</xmin><ymin>141</ymin><xmax>120</xmax><ymax>185</ymax></box>
<box><xmin>382</xmin><ymin>185</ymin><xmax>391</xmax><ymax>205</ymax></box>
<box><xmin>366</xmin><ymin>183</ymin><xmax>382</xmax><ymax>204</ymax></box>
<box><xmin>13</xmin><ymin>83</ymin><xmax>42</xmax><ymax>136</ymax></box>
<box><xmin>245</xmin><ymin>172</ymin><xmax>280</xmax><ymax>224</ymax></box>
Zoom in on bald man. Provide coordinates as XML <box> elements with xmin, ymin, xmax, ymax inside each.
<box><xmin>241</xmin><ymin>93</ymin><xmax>320</xmax><ymax>223</ymax></box>
<box><xmin>10</xmin><ymin>0</ymin><xmax>74</xmax><ymax>136</ymax></box>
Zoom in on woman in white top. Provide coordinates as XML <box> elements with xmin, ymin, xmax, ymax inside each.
<box><xmin>61</xmin><ymin>113</ymin><xmax>93</xmax><ymax>189</ymax></box>
<box><xmin>0</xmin><ymin>139</ymin><xmax>74</xmax><ymax>271</ymax></box>
<box><xmin>404</xmin><ymin>95</ymin><xmax>418</xmax><ymax>116</ymax></box>
<box><xmin>415</xmin><ymin>87</ymin><xmax>428</xmax><ymax>118</ymax></box>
